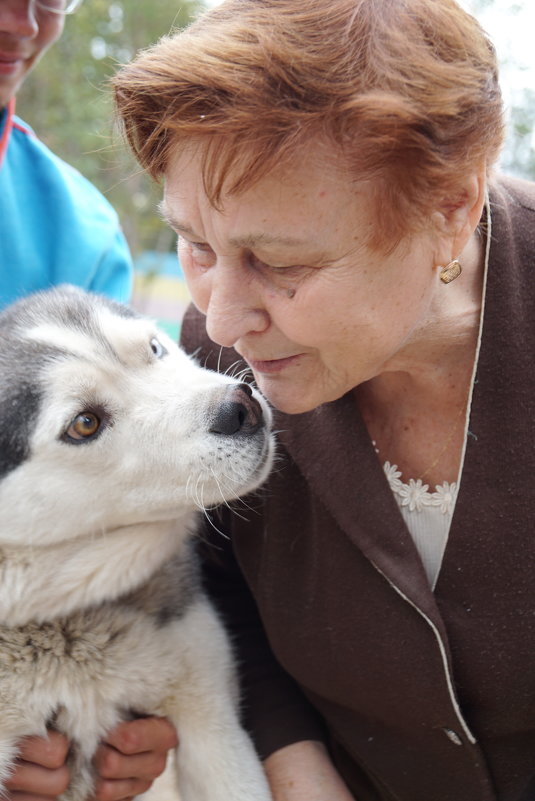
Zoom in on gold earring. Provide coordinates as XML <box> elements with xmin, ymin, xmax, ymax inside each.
<box><xmin>439</xmin><ymin>259</ymin><xmax>462</xmax><ymax>284</ymax></box>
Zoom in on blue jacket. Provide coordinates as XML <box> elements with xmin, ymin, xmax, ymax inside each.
<box><xmin>0</xmin><ymin>100</ymin><xmax>132</xmax><ymax>310</ymax></box>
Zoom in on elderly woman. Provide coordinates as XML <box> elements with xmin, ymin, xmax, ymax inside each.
<box><xmin>109</xmin><ymin>0</ymin><xmax>535</xmax><ymax>799</ymax></box>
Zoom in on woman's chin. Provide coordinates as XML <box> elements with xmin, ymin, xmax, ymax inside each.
<box><xmin>253</xmin><ymin>378</ymin><xmax>322</xmax><ymax>416</ymax></box>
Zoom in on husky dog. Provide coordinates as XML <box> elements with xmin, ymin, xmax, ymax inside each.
<box><xmin>0</xmin><ymin>286</ymin><xmax>274</xmax><ymax>801</ymax></box>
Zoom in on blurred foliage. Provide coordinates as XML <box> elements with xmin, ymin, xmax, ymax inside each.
<box><xmin>503</xmin><ymin>91</ymin><xmax>535</xmax><ymax>179</ymax></box>
<box><xmin>465</xmin><ymin>0</ymin><xmax>535</xmax><ymax>181</ymax></box>
<box><xmin>16</xmin><ymin>0</ymin><xmax>205</xmax><ymax>257</ymax></box>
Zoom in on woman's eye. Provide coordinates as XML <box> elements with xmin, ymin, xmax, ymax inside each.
<box><xmin>183</xmin><ymin>239</ymin><xmax>216</xmax><ymax>268</ymax></box>
<box><xmin>150</xmin><ymin>337</ymin><xmax>167</xmax><ymax>359</ymax></box>
<box><xmin>65</xmin><ymin>412</ymin><xmax>101</xmax><ymax>442</ymax></box>
<box><xmin>250</xmin><ymin>253</ymin><xmax>305</xmax><ymax>274</ymax></box>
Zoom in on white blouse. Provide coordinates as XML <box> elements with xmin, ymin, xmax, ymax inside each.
<box><xmin>383</xmin><ymin>461</ymin><xmax>457</xmax><ymax>589</ymax></box>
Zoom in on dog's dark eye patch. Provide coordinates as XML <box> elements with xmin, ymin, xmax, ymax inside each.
<box><xmin>0</xmin><ymin>327</ymin><xmax>68</xmax><ymax>478</ymax></box>
<box><xmin>0</xmin><ymin>383</ymin><xmax>42</xmax><ymax>479</ymax></box>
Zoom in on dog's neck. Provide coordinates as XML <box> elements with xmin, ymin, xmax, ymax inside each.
<box><xmin>0</xmin><ymin>517</ymin><xmax>193</xmax><ymax>627</ymax></box>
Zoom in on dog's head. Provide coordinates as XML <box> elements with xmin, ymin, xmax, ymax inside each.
<box><xmin>0</xmin><ymin>286</ymin><xmax>274</xmax><ymax>546</ymax></box>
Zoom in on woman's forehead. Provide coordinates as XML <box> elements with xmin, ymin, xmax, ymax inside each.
<box><xmin>162</xmin><ymin>137</ymin><xmax>363</xmax><ymax>236</ymax></box>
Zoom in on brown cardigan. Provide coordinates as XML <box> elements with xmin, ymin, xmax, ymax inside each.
<box><xmin>180</xmin><ymin>175</ymin><xmax>535</xmax><ymax>801</ymax></box>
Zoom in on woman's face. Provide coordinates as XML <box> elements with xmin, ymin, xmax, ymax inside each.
<box><xmin>163</xmin><ymin>140</ymin><xmax>450</xmax><ymax>414</ymax></box>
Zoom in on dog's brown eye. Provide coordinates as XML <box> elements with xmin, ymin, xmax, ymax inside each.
<box><xmin>67</xmin><ymin>413</ymin><xmax>101</xmax><ymax>440</ymax></box>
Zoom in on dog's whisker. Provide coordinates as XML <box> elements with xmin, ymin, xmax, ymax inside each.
<box><xmin>234</xmin><ymin>367</ymin><xmax>252</xmax><ymax>384</ymax></box>
<box><xmin>223</xmin><ymin>359</ymin><xmax>245</xmax><ymax>379</ymax></box>
<box><xmin>230</xmin><ymin>494</ymin><xmax>257</xmax><ymax>516</ymax></box>
<box><xmin>208</xmin><ymin>467</ymin><xmax>236</xmax><ymax>512</ymax></box>
<box><xmin>195</xmin><ymin>474</ymin><xmax>209</xmax><ymax>513</ymax></box>
<box><xmin>216</xmin><ymin>345</ymin><xmax>225</xmax><ymax>375</ymax></box>
<box><xmin>185</xmin><ymin>473</ymin><xmax>194</xmax><ymax>504</ymax></box>
<box><xmin>200</xmin><ymin>508</ymin><xmax>231</xmax><ymax>540</ymax></box>
<box><xmin>226</xmin><ymin>503</ymin><xmax>251</xmax><ymax>523</ymax></box>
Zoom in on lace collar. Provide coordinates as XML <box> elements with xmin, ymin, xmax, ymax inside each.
<box><xmin>383</xmin><ymin>461</ymin><xmax>457</xmax><ymax>515</ymax></box>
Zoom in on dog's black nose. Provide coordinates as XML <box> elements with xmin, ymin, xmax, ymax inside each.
<box><xmin>209</xmin><ymin>383</ymin><xmax>264</xmax><ymax>435</ymax></box>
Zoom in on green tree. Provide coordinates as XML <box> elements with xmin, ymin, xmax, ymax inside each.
<box><xmin>17</xmin><ymin>0</ymin><xmax>204</xmax><ymax>256</ymax></box>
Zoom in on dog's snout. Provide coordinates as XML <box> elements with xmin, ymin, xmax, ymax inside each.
<box><xmin>209</xmin><ymin>383</ymin><xmax>264</xmax><ymax>436</ymax></box>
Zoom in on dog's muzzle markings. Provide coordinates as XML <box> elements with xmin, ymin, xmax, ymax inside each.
<box><xmin>0</xmin><ymin>286</ymin><xmax>275</xmax><ymax>801</ymax></box>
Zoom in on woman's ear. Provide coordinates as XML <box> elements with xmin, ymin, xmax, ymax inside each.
<box><xmin>431</xmin><ymin>165</ymin><xmax>487</xmax><ymax>257</ymax></box>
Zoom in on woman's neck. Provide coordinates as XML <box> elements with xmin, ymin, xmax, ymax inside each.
<box><xmin>378</xmin><ymin>225</ymin><xmax>486</xmax><ymax>390</ymax></box>
<box><xmin>355</xmin><ymin>225</ymin><xmax>487</xmax><ymax>485</ymax></box>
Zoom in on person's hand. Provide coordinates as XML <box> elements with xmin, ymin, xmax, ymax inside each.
<box><xmin>4</xmin><ymin>717</ymin><xmax>177</xmax><ymax>801</ymax></box>
<box><xmin>91</xmin><ymin>716</ymin><xmax>178</xmax><ymax>801</ymax></box>
<box><xmin>4</xmin><ymin>730</ymin><xmax>70</xmax><ymax>799</ymax></box>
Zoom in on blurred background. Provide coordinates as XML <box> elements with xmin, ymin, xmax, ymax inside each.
<box><xmin>16</xmin><ymin>0</ymin><xmax>535</xmax><ymax>338</ymax></box>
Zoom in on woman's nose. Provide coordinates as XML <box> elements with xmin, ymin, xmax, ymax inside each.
<box><xmin>204</xmin><ymin>271</ymin><xmax>269</xmax><ymax>348</ymax></box>
<box><xmin>0</xmin><ymin>1</ymin><xmax>39</xmax><ymax>37</ymax></box>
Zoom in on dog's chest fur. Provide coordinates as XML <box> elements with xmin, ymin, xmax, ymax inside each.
<box><xmin>0</xmin><ymin>547</ymin><xmax>198</xmax><ymax>669</ymax></box>
<box><xmin>0</xmin><ymin>546</ymin><xmax>201</xmax><ymax>799</ymax></box>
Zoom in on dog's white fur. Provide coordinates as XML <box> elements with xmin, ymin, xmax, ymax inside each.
<box><xmin>0</xmin><ymin>287</ymin><xmax>275</xmax><ymax>801</ymax></box>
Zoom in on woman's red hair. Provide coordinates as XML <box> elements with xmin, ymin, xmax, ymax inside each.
<box><xmin>113</xmin><ymin>0</ymin><xmax>504</xmax><ymax>250</ymax></box>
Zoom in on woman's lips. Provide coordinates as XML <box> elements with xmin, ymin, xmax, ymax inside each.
<box><xmin>0</xmin><ymin>53</ymin><xmax>24</xmax><ymax>75</ymax></box>
<box><xmin>246</xmin><ymin>354</ymin><xmax>303</xmax><ymax>374</ymax></box>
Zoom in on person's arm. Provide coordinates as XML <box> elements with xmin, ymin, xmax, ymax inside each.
<box><xmin>265</xmin><ymin>741</ymin><xmax>355</xmax><ymax>801</ymax></box>
<box><xmin>4</xmin><ymin>717</ymin><xmax>176</xmax><ymax>801</ymax></box>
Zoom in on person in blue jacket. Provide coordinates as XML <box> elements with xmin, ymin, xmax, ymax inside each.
<box><xmin>0</xmin><ymin>0</ymin><xmax>132</xmax><ymax>310</ymax></box>
<box><xmin>0</xmin><ymin>2</ymin><xmax>176</xmax><ymax>799</ymax></box>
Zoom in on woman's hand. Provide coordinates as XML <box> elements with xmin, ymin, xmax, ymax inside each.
<box><xmin>91</xmin><ymin>716</ymin><xmax>178</xmax><ymax>801</ymax></box>
<box><xmin>5</xmin><ymin>730</ymin><xmax>70</xmax><ymax>799</ymax></box>
<box><xmin>4</xmin><ymin>717</ymin><xmax>177</xmax><ymax>801</ymax></box>
<box><xmin>264</xmin><ymin>740</ymin><xmax>355</xmax><ymax>801</ymax></box>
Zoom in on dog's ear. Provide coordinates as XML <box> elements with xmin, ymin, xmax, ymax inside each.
<box><xmin>0</xmin><ymin>383</ymin><xmax>42</xmax><ymax>479</ymax></box>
